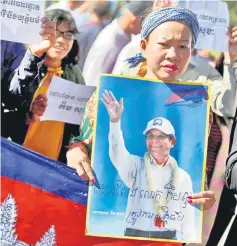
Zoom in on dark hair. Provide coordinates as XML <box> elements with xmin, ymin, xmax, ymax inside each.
<box><xmin>44</xmin><ymin>9</ymin><xmax>79</xmax><ymax>66</ymax></box>
<box><xmin>215</xmin><ymin>53</ymin><xmax>224</xmax><ymax>77</ymax></box>
<box><xmin>92</xmin><ymin>1</ymin><xmax>111</xmax><ymax>18</ymax></box>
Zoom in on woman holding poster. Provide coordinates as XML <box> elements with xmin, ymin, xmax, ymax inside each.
<box><xmin>68</xmin><ymin>4</ymin><xmax>218</xmax><ymax>209</ymax></box>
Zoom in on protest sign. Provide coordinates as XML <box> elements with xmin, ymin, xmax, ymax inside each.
<box><xmin>1</xmin><ymin>137</ymin><xmax>179</xmax><ymax>246</ymax></box>
<box><xmin>41</xmin><ymin>76</ymin><xmax>96</xmax><ymax>125</ymax></box>
<box><xmin>86</xmin><ymin>75</ymin><xmax>210</xmax><ymax>243</ymax></box>
<box><xmin>177</xmin><ymin>0</ymin><xmax>229</xmax><ymax>52</ymax></box>
<box><xmin>0</xmin><ymin>0</ymin><xmax>45</xmax><ymax>44</ymax></box>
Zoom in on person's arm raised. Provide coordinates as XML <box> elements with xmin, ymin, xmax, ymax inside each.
<box><xmin>101</xmin><ymin>90</ymin><xmax>141</xmax><ymax>188</ymax></box>
<box><xmin>30</xmin><ymin>17</ymin><xmax>57</xmax><ymax>57</ymax></box>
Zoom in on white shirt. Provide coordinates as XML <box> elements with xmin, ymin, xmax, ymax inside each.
<box><xmin>109</xmin><ymin>121</ymin><xmax>196</xmax><ymax>241</ymax></box>
<box><xmin>82</xmin><ymin>19</ymin><xmax>131</xmax><ymax>86</ymax></box>
<box><xmin>112</xmin><ymin>34</ymin><xmax>141</xmax><ymax>75</ymax></box>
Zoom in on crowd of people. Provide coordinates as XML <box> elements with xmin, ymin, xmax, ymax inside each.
<box><xmin>1</xmin><ymin>0</ymin><xmax>237</xmax><ymax>245</ymax></box>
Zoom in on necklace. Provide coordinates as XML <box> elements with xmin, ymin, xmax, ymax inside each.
<box><xmin>144</xmin><ymin>152</ymin><xmax>177</xmax><ymax>227</ymax></box>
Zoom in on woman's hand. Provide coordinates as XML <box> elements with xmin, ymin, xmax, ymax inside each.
<box><xmin>30</xmin><ymin>17</ymin><xmax>57</xmax><ymax>57</ymax></box>
<box><xmin>101</xmin><ymin>90</ymin><xmax>124</xmax><ymax>123</ymax></box>
<box><xmin>187</xmin><ymin>190</ymin><xmax>215</xmax><ymax>210</ymax></box>
<box><xmin>66</xmin><ymin>146</ymin><xmax>95</xmax><ymax>182</ymax></box>
<box><xmin>226</xmin><ymin>26</ymin><xmax>237</xmax><ymax>63</ymax></box>
<box><xmin>32</xmin><ymin>93</ymin><xmax>48</xmax><ymax>117</ymax></box>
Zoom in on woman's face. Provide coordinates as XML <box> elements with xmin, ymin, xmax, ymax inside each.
<box><xmin>141</xmin><ymin>21</ymin><xmax>193</xmax><ymax>81</ymax></box>
<box><xmin>47</xmin><ymin>21</ymin><xmax>74</xmax><ymax>61</ymax></box>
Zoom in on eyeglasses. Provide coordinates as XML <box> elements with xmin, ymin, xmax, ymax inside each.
<box><xmin>146</xmin><ymin>133</ymin><xmax>172</xmax><ymax>140</ymax></box>
<box><xmin>56</xmin><ymin>29</ymin><xmax>76</xmax><ymax>40</ymax></box>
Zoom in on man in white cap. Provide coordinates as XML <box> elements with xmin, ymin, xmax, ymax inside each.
<box><xmin>101</xmin><ymin>90</ymin><xmax>196</xmax><ymax>241</ymax></box>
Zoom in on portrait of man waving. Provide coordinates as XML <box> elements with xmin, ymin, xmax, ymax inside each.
<box><xmin>101</xmin><ymin>90</ymin><xmax>196</xmax><ymax>241</ymax></box>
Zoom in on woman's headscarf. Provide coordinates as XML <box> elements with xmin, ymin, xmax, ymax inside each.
<box><xmin>127</xmin><ymin>7</ymin><xmax>200</xmax><ymax>68</ymax></box>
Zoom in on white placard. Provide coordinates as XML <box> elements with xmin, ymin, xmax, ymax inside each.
<box><xmin>41</xmin><ymin>76</ymin><xmax>96</xmax><ymax>125</ymax></box>
<box><xmin>177</xmin><ymin>0</ymin><xmax>229</xmax><ymax>52</ymax></box>
<box><xmin>1</xmin><ymin>0</ymin><xmax>45</xmax><ymax>44</ymax></box>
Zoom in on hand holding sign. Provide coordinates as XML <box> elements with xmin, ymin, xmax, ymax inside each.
<box><xmin>228</xmin><ymin>26</ymin><xmax>237</xmax><ymax>63</ymax></box>
<box><xmin>101</xmin><ymin>90</ymin><xmax>124</xmax><ymax>123</ymax></box>
<box><xmin>30</xmin><ymin>17</ymin><xmax>57</xmax><ymax>57</ymax></box>
<box><xmin>32</xmin><ymin>93</ymin><xmax>48</xmax><ymax>117</ymax></box>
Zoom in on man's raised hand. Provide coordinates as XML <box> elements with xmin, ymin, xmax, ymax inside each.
<box><xmin>101</xmin><ymin>90</ymin><xmax>124</xmax><ymax>123</ymax></box>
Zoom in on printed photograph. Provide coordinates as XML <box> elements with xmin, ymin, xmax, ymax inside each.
<box><xmin>86</xmin><ymin>75</ymin><xmax>210</xmax><ymax>243</ymax></box>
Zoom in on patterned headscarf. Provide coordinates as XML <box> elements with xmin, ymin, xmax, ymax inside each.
<box><xmin>126</xmin><ymin>7</ymin><xmax>200</xmax><ymax>68</ymax></box>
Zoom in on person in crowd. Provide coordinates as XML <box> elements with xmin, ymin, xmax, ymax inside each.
<box><xmin>46</xmin><ymin>0</ymin><xmax>84</xmax><ymax>12</ymax></box>
<box><xmin>9</xmin><ymin>9</ymin><xmax>85</xmax><ymax>164</ymax></box>
<box><xmin>82</xmin><ymin>1</ymin><xmax>153</xmax><ymax>86</ymax></box>
<box><xmin>73</xmin><ymin>0</ymin><xmax>121</xmax><ymax>31</ymax></box>
<box><xmin>207</xmin><ymin>109</ymin><xmax>237</xmax><ymax>245</ymax></box>
<box><xmin>71</xmin><ymin>1</ymin><xmax>93</xmax><ymax>30</ymax></box>
<box><xmin>77</xmin><ymin>0</ymin><xmax>111</xmax><ymax>70</ymax></box>
<box><xmin>1</xmin><ymin>40</ymin><xmax>26</xmax><ymax>143</ymax></box>
<box><xmin>207</xmin><ymin>45</ymin><xmax>237</xmax><ymax>245</ymax></box>
<box><xmin>191</xmin><ymin>49</ymin><xmax>216</xmax><ymax>68</ymax></box>
<box><xmin>112</xmin><ymin>33</ymin><xmax>141</xmax><ymax>75</ymax></box>
<box><xmin>67</xmin><ymin>5</ymin><xmax>217</xmax><ymax>214</ymax></box>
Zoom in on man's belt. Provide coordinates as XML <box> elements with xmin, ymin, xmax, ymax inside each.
<box><xmin>124</xmin><ymin>227</ymin><xmax>176</xmax><ymax>239</ymax></box>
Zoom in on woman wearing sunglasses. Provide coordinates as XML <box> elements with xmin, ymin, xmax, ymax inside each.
<box><xmin>9</xmin><ymin>9</ymin><xmax>85</xmax><ymax>163</ymax></box>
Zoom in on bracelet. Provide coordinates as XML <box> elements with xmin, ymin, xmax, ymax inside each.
<box><xmin>67</xmin><ymin>142</ymin><xmax>88</xmax><ymax>156</ymax></box>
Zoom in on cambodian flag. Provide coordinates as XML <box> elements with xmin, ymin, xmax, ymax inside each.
<box><xmin>1</xmin><ymin>138</ymin><xmax>178</xmax><ymax>246</ymax></box>
<box><xmin>165</xmin><ymin>83</ymin><xmax>208</xmax><ymax>107</ymax></box>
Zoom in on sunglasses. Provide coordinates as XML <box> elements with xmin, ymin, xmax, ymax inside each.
<box><xmin>56</xmin><ymin>29</ymin><xmax>76</xmax><ymax>40</ymax></box>
<box><xmin>146</xmin><ymin>133</ymin><xmax>173</xmax><ymax>140</ymax></box>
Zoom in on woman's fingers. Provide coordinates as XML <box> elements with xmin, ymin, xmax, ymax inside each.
<box><xmin>187</xmin><ymin>190</ymin><xmax>215</xmax><ymax>210</ymax></box>
<box><xmin>35</xmin><ymin>93</ymin><xmax>48</xmax><ymax>101</ymax></box>
<box><xmin>41</xmin><ymin>20</ymin><xmax>56</xmax><ymax>29</ymax></box>
<box><xmin>40</xmin><ymin>28</ymin><xmax>57</xmax><ymax>37</ymax></box>
<box><xmin>189</xmin><ymin>190</ymin><xmax>214</xmax><ymax>199</ymax></box>
<box><xmin>40</xmin><ymin>19</ymin><xmax>57</xmax><ymax>42</ymax></box>
<box><xmin>75</xmin><ymin>161</ymin><xmax>95</xmax><ymax>183</ymax></box>
<box><xmin>33</xmin><ymin>106</ymin><xmax>46</xmax><ymax>116</ymax></box>
<box><xmin>32</xmin><ymin>94</ymin><xmax>48</xmax><ymax>116</ymax></box>
<box><xmin>229</xmin><ymin>27</ymin><xmax>237</xmax><ymax>44</ymax></box>
<box><xmin>34</xmin><ymin>94</ymin><xmax>48</xmax><ymax>105</ymax></box>
<box><xmin>66</xmin><ymin>147</ymin><xmax>95</xmax><ymax>183</ymax></box>
<box><xmin>75</xmin><ymin>162</ymin><xmax>90</xmax><ymax>181</ymax></box>
<box><xmin>80</xmin><ymin>160</ymin><xmax>95</xmax><ymax>183</ymax></box>
<box><xmin>188</xmin><ymin>197</ymin><xmax>211</xmax><ymax>205</ymax></box>
<box><xmin>34</xmin><ymin>99</ymin><xmax>47</xmax><ymax>108</ymax></box>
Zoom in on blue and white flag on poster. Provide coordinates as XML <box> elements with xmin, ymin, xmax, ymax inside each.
<box><xmin>86</xmin><ymin>75</ymin><xmax>210</xmax><ymax>244</ymax></box>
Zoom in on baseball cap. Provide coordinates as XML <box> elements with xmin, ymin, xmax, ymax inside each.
<box><xmin>143</xmin><ymin>117</ymin><xmax>175</xmax><ymax>136</ymax></box>
<box><xmin>125</xmin><ymin>1</ymin><xmax>153</xmax><ymax>17</ymax></box>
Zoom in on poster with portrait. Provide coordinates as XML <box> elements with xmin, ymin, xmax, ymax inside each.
<box><xmin>86</xmin><ymin>75</ymin><xmax>210</xmax><ymax>244</ymax></box>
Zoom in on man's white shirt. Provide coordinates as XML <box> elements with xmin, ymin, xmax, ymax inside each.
<box><xmin>108</xmin><ymin>121</ymin><xmax>197</xmax><ymax>241</ymax></box>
